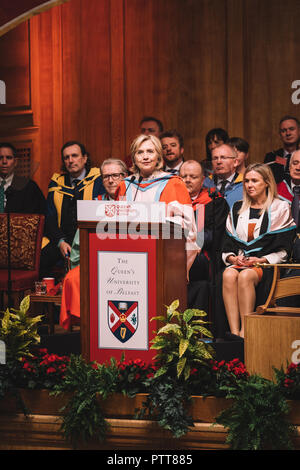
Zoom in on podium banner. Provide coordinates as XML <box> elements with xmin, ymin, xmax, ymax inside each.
<box><xmin>89</xmin><ymin>233</ymin><xmax>157</xmax><ymax>364</ymax></box>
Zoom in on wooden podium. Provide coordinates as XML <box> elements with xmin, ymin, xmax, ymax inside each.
<box><xmin>244</xmin><ymin>313</ymin><xmax>300</xmax><ymax>379</ymax></box>
<box><xmin>77</xmin><ymin>201</ymin><xmax>187</xmax><ymax>363</ymax></box>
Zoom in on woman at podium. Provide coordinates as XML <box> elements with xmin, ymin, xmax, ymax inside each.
<box><xmin>116</xmin><ymin>134</ymin><xmax>199</xmax><ymax>272</ymax></box>
<box><xmin>221</xmin><ymin>163</ymin><xmax>296</xmax><ymax>338</ymax></box>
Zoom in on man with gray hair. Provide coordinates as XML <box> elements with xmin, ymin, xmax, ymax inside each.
<box><xmin>277</xmin><ymin>151</ymin><xmax>300</xmax><ymax>307</ymax></box>
<box><xmin>99</xmin><ymin>158</ymin><xmax>128</xmax><ymax>200</ymax></box>
<box><xmin>203</xmin><ymin>143</ymin><xmax>243</xmax><ymax>208</ymax></box>
<box><xmin>264</xmin><ymin>115</ymin><xmax>300</xmax><ymax>183</ymax></box>
<box><xmin>277</xmin><ymin>150</ymin><xmax>300</xmax><ymax>261</ymax></box>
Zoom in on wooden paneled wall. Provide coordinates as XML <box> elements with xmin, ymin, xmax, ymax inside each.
<box><xmin>1</xmin><ymin>0</ymin><xmax>300</xmax><ymax>194</ymax></box>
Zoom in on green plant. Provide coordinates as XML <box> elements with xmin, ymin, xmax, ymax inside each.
<box><xmin>0</xmin><ymin>296</ymin><xmax>42</xmax><ymax>361</ymax></box>
<box><xmin>136</xmin><ymin>301</ymin><xmax>214</xmax><ymax>437</ymax></box>
<box><xmin>53</xmin><ymin>355</ymin><xmax>119</xmax><ymax>448</ymax></box>
<box><xmin>0</xmin><ymin>296</ymin><xmax>42</xmax><ymax>404</ymax></box>
<box><xmin>215</xmin><ymin>374</ymin><xmax>296</xmax><ymax>450</ymax></box>
<box><xmin>151</xmin><ymin>300</ymin><xmax>214</xmax><ymax>381</ymax></box>
<box><xmin>138</xmin><ymin>374</ymin><xmax>193</xmax><ymax>438</ymax></box>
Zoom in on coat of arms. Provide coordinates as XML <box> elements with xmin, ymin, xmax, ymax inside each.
<box><xmin>108</xmin><ymin>301</ymin><xmax>138</xmax><ymax>343</ymax></box>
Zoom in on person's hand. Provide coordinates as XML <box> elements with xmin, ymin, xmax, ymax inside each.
<box><xmin>59</xmin><ymin>240</ymin><xmax>72</xmax><ymax>258</ymax></box>
<box><xmin>243</xmin><ymin>256</ymin><xmax>268</xmax><ymax>267</ymax></box>
<box><xmin>228</xmin><ymin>254</ymin><xmax>247</xmax><ymax>266</ymax></box>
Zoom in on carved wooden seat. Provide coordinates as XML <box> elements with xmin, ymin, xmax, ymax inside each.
<box><xmin>256</xmin><ymin>264</ymin><xmax>300</xmax><ymax>315</ymax></box>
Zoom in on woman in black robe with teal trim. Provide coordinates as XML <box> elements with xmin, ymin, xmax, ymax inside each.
<box><xmin>222</xmin><ymin>163</ymin><xmax>296</xmax><ymax>338</ymax></box>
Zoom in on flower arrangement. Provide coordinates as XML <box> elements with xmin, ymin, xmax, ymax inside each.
<box><xmin>1</xmin><ymin>296</ymin><xmax>299</xmax><ymax>450</ymax></box>
<box><xmin>18</xmin><ymin>348</ymin><xmax>70</xmax><ymax>390</ymax></box>
<box><xmin>189</xmin><ymin>358</ymin><xmax>250</xmax><ymax>397</ymax></box>
<box><xmin>115</xmin><ymin>358</ymin><xmax>156</xmax><ymax>397</ymax></box>
<box><xmin>274</xmin><ymin>362</ymin><xmax>300</xmax><ymax>400</ymax></box>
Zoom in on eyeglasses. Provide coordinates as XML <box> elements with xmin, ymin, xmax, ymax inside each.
<box><xmin>102</xmin><ymin>172</ymin><xmax>124</xmax><ymax>181</ymax></box>
<box><xmin>211</xmin><ymin>156</ymin><xmax>235</xmax><ymax>162</ymax></box>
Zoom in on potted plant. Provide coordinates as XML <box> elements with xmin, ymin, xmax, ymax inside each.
<box><xmin>0</xmin><ymin>295</ymin><xmax>43</xmax><ymax>410</ymax></box>
<box><xmin>274</xmin><ymin>362</ymin><xmax>300</xmax><ymax>425</ymax></box>
<box><xmin>215</xmin><ymin>374</ymin><xmax>296</xmax><ymax>450</ymax></box>
<box><xmin>137</xmin><ymin>300</ymin><xmax>217</xmax><ymax>437</ymax></box>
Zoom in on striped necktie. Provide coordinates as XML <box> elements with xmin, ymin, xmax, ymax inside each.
<box><xmin>0</xmin><ymin>179</ymin><xmax>5</xmax><ymax>213</ymax></box>
<box><xmin>219</xmin><ymin>180</ymin><xmax>228</xmax><ymax>195</ymax></box>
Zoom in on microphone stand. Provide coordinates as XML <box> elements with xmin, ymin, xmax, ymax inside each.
<box><xmin>208</xmin><ymin>188</ymin><xmax>218</xmax><ymax>339</ymax></box>
<box><xmin>6</xmin><ymin>207</ymin><xmax>13</xmax><ymax>308</ymax></box>
<box><xmin>133</xmin><ymin>175</ymin><xmax>143</xmax><ymax>201</ymax></box>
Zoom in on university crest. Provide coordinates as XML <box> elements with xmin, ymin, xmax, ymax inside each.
<box><xmin>108</xmin><ymin>301</ymin><xmax>138</xmax><ymax>343</ymax></box>
<box><xmin>105</xmin><ymin>204</ymin><xmax>116</xmax><ymax>217</ymax></box>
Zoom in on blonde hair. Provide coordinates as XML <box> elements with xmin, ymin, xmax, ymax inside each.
<box><xmin>239</xmin><ymin>163</ymin><xmax>278</xmax><ymax>215</ymax></box>
<box><xmin>130</xmin><ymin>134</ymin><xmax>164</xmax><ymax>173</ymax></box>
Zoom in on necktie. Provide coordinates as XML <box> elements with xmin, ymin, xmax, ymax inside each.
<box><xmin>0</xmin><ymin>179</ymin><xmax>5</xmax><ymax>213</ymax></box>
<box><xmin>284</xmin><ymin>154</ymin><xmax>291</xmax><ymax>173</ymax></box>
<box><xmin>72</xmin><ymin>179</ymin><xmax>80</xmax><ymax>187</ymax></box>
<box><xmin>219</xmin><ymin>180</ymin><xmax>228</xmax><ymax>195</ymax></box>
<box><xmin>166</xmin><ymin>168</ymin><xmax>177</xmax><ymax>174</ymax></box>
<box><xmin>292</xmin><ymin>186</ymin><xmax>300</xmax><ymax>227</ymax></box>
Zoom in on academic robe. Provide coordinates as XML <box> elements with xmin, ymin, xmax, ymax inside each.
<box><xmin>187</xmin><ymin>187</ymin><xmax>229</xmax><ymax>313</ymax></box>
<box><xmin>5</xmin><ymin>175</ymin><xmax>46</xmax><ymax>214</ymax></box>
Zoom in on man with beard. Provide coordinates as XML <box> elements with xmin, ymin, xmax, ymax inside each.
<box><xmin>160</xmin><ymin>129</ymin><xmax>184</xmax><ymax>174</ymax></box>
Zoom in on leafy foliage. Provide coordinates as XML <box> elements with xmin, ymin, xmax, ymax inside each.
<box><xmin>0</xmin><ymin>296</ymin><xmax>43</xmax><ymax>404</ymax></box>
<box><xmin>151</xmin><ymin>300</ymin><xmax>214</xmax><ymax>381</ymax></box>
<box><xmin>53</xmin><ymin>355</ymin><xmax>119</xmax><ymax>448</ymax></box>
<box><xmin>0</xmin><ymin>296</ymin><xmax>42</xmax><ymax>361</ymax></box>
<box><xmin>138</xmin><ymin>375</ymin><xmax>193</xmax><ymax>438</ymax></box>
<box><xmin>215</xmin><ymin>374</ymin><xmax>296</xmax><ymax>450</ymax></box>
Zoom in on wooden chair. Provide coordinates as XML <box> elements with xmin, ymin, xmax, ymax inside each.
<box><xmin>0</xmin><ymin>213</ymin><xmax>45</xmax><ymax>309</ymax></box>
<box><xmin>256</xmin><ymin>264</ymin><xmax>300</xmax><ymax>315</ymax></box>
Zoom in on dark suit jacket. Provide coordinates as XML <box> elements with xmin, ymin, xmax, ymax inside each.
<box><xmin>5</xmin><ymin>175</ymin><xmax>46</xmax><ymax>214</ymax></box>
<box><xmin>264</xmin><ymin>147</ymin><xmax>289</xmax><ymax>183</ymax></box>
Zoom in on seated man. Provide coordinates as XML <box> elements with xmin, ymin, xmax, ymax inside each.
<box><xmin>40</xmin><ymin>140</ymin><xmax>105</xmax><ymax>278</ymax></box>
<box><xmin>203</xmin><ymin>143</ymin><xmax>243</xmax><ymax>208</ymax></box>
<box><xmin>60</xmin><ymin>158</ymin><xmax>127</xmax><ymax>330</ymax></box>
<box><xmin>160</xmin><ymin>129</ymin><xmax>185</xmax><ymax>174</ymax></box>
<box><xmin>278</xmin><ymin>150</ymin><xmax>300</xmax><ymax>263</ymax></box>
<box><xmin>180</xmin><ymin>160</ymin><xmax>229</xmax><ymax>311</ymax></box>
<box><xmin>0</xmin><ymin>142</ymin><xmax>46</xmax><ymax>214</ymax></box>
<box><xmin>264</xmin><ymin>115</ymin><xmax>300</xmax><ymax>183</ymax></box>
<box><xmin>202</xmin><ymin>128</ymin><xmax>229</xmax><ymax>176</ymax></box>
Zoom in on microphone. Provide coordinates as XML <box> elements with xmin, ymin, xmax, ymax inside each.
<box><xmin>133</xmin><ymin>175</ymin><xmax>143</xmax><ymax>201</ymax></box>
<box><xmin>124</xmin><ymin>175</ymin><xmax>136</xmax><ymax>197</ymax></box>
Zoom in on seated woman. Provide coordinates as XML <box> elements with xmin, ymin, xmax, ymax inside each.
<box><xmin>222</xmin><ymin>163</ymin><xmax>296</xmax><ymax>338</ymax></box>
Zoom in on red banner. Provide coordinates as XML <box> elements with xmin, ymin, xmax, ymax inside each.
<box><xmin>89</xmin><ymin>233</ymin><xmax>158</xmax><ymax>365</ymax></box>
